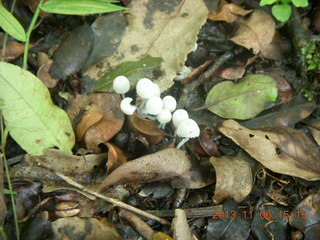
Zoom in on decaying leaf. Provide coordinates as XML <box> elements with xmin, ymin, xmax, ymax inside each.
<box><xmin>210</xmin><ymin>156</ymin><xmax>252</xmax><ymax>204</ymax></box>
<box><xmin>10</xmin><ymin>149</ymin><xmax>107</xmax><ymax>184</ymax></box>
<box><xmin>37</xmin><ymin>58</ymin><xmax>60</xmax><ymax>88</ymax></box>
<box><xmin>82</xmin><ymin>93</ymin><xmax>124</xmax><ymax>152</ymax></box>
<box><xmin>308</xmin><ymin>120</ymin><xmax>320</xmax><ymax>145</ymax></box>
<box><xmin>205</xmin><ymin>74</ymin><xmax>277</xmax><ymax>120</ymax></box>
<box><xmin>98</xmin><ymin>149</ymin><xmax>191</xmax><ymax>190</ymax></box>
<box><xmin>208</xmin><ymin>0</ymin><xmax>252</xmax><ymax>23</ymax></box>
<box><xmin>230</xmin><ymin>10</ymin><xmax>275</xmax><ymax>55</ymax></box>
<box><xmin>84</xmin><ymin>0</ymin><xmax>208</xmax><ymax>92</ymax></box>
<box><xmin>66</xmin><ymin>94</ymin><xmax>89</xmax><ymax>126</ymax></box>
<box><xmin>0</xmin><ymin>62</ymin><xmax>75</xmax><ymax>155</ymax></box>
<box><xmin>261</xmin><ymin>32</ymin><xmax>291</xmax><ymax>60</ymax></box>
<box><xmin>172</xmin><ymin>209</ymin><xmax>193</xmax><ymax>240</ymax></box>
<box><xmin>243</xmin><ymin>100</ymin><xmax>316</xmax><ymax>129</ymax></box>
<box><xmin>289</xmin><ymin>193</ymin><xmax>320</xmax><ymax>236</ymax></box>
<box><xmin>218</xmin><ymin>120</ymin><xmax>320</xmax><ymax>181</ymax></box>
<box><xmin>52</xmin><ymin>217</ymin><xmax>123</xmax><ymax>240</ymax></box>
<box><xmin>128</xmin><ymin>113</ymin><xmax>167</xmax><ymax>145</ymax></box>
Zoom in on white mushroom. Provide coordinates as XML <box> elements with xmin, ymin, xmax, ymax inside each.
<box><xmin>172</xmin><ymin>109</ymin><xmax>189</xmax><ymax>127</ymax></box>
<box><xmin>120</xmin><ymin>97</ymin><xmax>136</xmax><ymax>115</ymax></box>
<box><xmin>176</xmin><ymin>119</ymin><xmax>200</xmax><ymax>149</ymax></box>
<box><xmin>112</xmin><ymin>76</ymin><xmax>130</xmax><ymax>96</ymax></box>
<box><xmin>162</xmin><ymin>95</ymin><xmax>177</xmax><ymax>112</ymax></box>
<box><xmin>157</xmin><ymin>109</ymin><xmax>172</xmax><ymax>129</ymax></box>
<box><xmin>136</xmin><ymin>78</ymin><xmax>154</xmax><ymax>99</ymax></box>
<box><xmin>152</xmin><ymin>83</ymin><xmax>161</xmax><ymax>97</ymax></box>
<box><xmin>146</xmin><ymin>96</ymin><xmax>163</xmax><ymax>115</ymax></box>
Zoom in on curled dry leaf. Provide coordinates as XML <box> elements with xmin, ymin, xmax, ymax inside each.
<box><xmin>75</xmin><ymin>104</ymin><xmax>104</xmax><ymax>141</ymax></box>
<box><xmin>230</xmin><ymin>10</ymin><xmax>275</xmax><ymax>55</ymax></box>
<box><xmin>218</xmin><ymin>120</ymin><xmax>320</xmax><ymax>181</ymax></box>
<box><xmin>1</xmin><ymin>41</ymin><xmax>27</xmax><ymax>62</ymax></box>
<box><xmin>98</xmin><ymin>149</ymin><xmax>192</xmax><ymax>191</ymax></box>
<box><xmin>37</xmin><ymin>58</ymin><xmax>60</xmax><ymax>88</ymax></box>
<box><xmin>268</xmin><ymin>72</ymin><xmax>294</xmax><ymax>104</ymax></box>
<box><xmin>83</xmin><ymin>93</ymin><xmax>124</xmax><ymax>152</ymax></box>
<box><xmin>128</xmin><ymin>113</ymin><xmax>167</xmax><ymax>145</ymax></box>
<box><xmin>210</xmin><ymin>156</ymin><xmax>252</xmax><ymax>204</ymax></box>
<box><xmin>198</xmin><ymin>125</ymin><xmax>218</xmax><ymax>156</ymax></box>
<box><xmin>106</xmin><ymin>142</ymin><xmax>127</xmax><ymax>174</ymax></box>
<box><xmin>208</xmin><ymin>0</ymin><xmax>252</xmax><ymax>23</ymax></box>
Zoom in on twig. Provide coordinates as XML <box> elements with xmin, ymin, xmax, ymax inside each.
<box><xmin>55</xmin><ymin>172</ymin><xmax>170</xmax><ymax>225</ymax></box>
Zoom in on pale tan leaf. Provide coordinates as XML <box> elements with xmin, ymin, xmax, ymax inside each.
<box><xmin>210</xmin><ymin>156</ymin><xmax>252</xmax><ymax>204</ymax></box>
<box><xmin>230</xmin><ymin>10</ymin><xmax>275</xmax><ymax>54</ymax></box>
<box><xmin>218</xmin><ymin>120</ymin><xmax>320</xmax><ymax>181</ymax></box>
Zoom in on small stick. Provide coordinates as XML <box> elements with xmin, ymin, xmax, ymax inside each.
<box><xmin>55</xmin><ymin>172</ymin><xmax>170</xmax><ymax>225</ymax></box>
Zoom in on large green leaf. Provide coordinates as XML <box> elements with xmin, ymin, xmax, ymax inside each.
<box><xmin>272</xmin><ymin>4</ymin><xmax>291</xmax><ymax>22</ymax></box>
<box><xmin>205</xmin><ymin>74</ymin><xmax>278</xmax><ymax>120</ymax></box>
<box><xmin>40</xmin><ymin>0</ymin><xmax>127</xmax><ymax>15</ymax></box>
<box><xmin>0</xmin><ymin>62</ymin><xmax>75</xmax><ymax>155</ymax></box>
<box><xmin>95</xmin><ymin>57</ymin><xmax>162</xmax><ymax>92</ymax></box>
<box><xmin>0</xmin><ymin>5</ymin><xmax>26</xmax><ymax>42</ymax></box>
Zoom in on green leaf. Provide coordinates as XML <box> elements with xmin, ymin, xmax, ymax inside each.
<box><xmin>95</xmin><ymin>57</ymin><xmax>163</xmax><ymax>92</ymax></box>
<box><xmin>260</xmin><ymin>0</ymin><xmax>277</xmax><ymax>6</ymax></box>
<box><xmin>40</xmin><ymin>0</ymin><xmax>127</xmax><ymax>15</ymax></box>
<box><xmin>0</xmin><ymin>62</ymin><xmax>75</xmax><ymax>156</ymax></box>
<box><xmin>205</xmin><ymin>74</ymin><xmax>278</xmax><ymax>120</ymax></box>
<box><xmin>272</xmin><ymin>4</ymin><xmax>292</xmax><ymax>22</ymax></box>
<box><xmin>3</xmin><ymin>189</ymin><xmax>17</xmax><ymax>195</ymax></box>
<box><xmin>0</xmin><ymin>5</ymin><xmax>26</xmax><ymax>42</ymax></box>
<box><xmin>291</xmin><ymin>0</ymin><xmax>308</xmax><ymax>7</ymax></box>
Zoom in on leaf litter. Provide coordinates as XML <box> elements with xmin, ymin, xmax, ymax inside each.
<box><xmin>2</xmin><ymin>0</ymin><xmax>320</xmax><ymax>239</ymax></box>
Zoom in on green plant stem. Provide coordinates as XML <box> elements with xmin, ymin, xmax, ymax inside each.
<box><xmin>22</xmin><ymin>0</ymin><xmax>44</xmax><ymax>69</ymax></box>
<box><xmin>0</xmin><ymin>226</ymin><xmax>7</xmax><ymax>240</ymax></box>
<box><xmin>0</xmin><ymin>115</ymin><xmax>19</xmax><ymax>240</ymax></box>
<box><xmin>1</xmin><ymin>0</ymin><xmax>17</xmax><ymax>62</ymax></box>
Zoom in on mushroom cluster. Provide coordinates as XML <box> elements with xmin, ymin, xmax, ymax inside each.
<box><xmin>112</xmin><ymin>76</ymin><xmax>200</xmax><ymax>149</ymax></box>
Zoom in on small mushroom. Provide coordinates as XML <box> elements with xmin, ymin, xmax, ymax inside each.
<box><xmin>176</xmin><ymin>119</ymin><xmax>200</xmax><ymax>149</ymax></box>
<box><xmin>120</xmin><ymin>97</ymin><xmax>136</xmax><ymax>115</ymax></box>
<box><xmin>163</xmin><ymin>95</ymin><xmax>177</xmax><ymax>112</ymax></box>
<box><xmin>146</xmin><ymin>96</ymin><xmax>163</xmax><ymax>115</ymax></box>
<box><xmin>136</xmin><ymin>78</ymin><xmax>154</xmax><ymax>99</ymax></box>
<box><xmin>152</xmin><ymin>83</ymin><xmax>161</xmax><ymax>97</ymax></box>
<box><xmin>113</xmin><ymin>76</ymin><xmax>130</xmax><ymax>97</ymax></box>
<box><xmin>172</xmin><ymin>109</ymin><xmax>189</xmax><ymax>127</ymax></box>
<box><xmin>157</xmin><ymin>109</ymin><xmax>172</xmax><ymax>129</ymax></box>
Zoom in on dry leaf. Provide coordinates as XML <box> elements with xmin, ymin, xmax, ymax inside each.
<box><xmin>1</xmin><ymin>41</ymin><xmax>27</xmax><ymax>62</ymax></box>
<box><xmin>66</xmin><ymin>94</ymin><xmax>89</xmax><ymax>126</ymax></box>
<box><xmin>84</xmin><ymin>0</ymin><xmax>208</xmax><ymax>92</ymax></box>
<box><xmin>308</xmin><ymin>120</ymin><xmax>320</xmax><ymax>145</ymax></box>
<box><xmin>261</xmin><ymin>32</ymin><xmax>291</xmax><ymax>60</ymax></box>
<box><xmin>98</xmin><ymin>148</ymin><xmax>192</xmax><ymax>190</ymax></box>
<box><xmin>83</xmin><ymin>93</ymin><xmax>124</xmax><ymax>152</ymax></box>
<box><xmin>128</xmin><ymin>113</ymin><xmax>167</xmax><ymax>145</ymax></box>
<box><xmin>75</xmin><ymin>104</ymin><xmax>104</xmax><ymax>141</ymax></box>
<box><xmin>172</xmin><ymin>209</ymin><xmax>193</xmax><ymax>240</ymax></box>
<box><xmin>210</xmin><ymin>156</ymin><xmax>252</xmax><ymax>204</ymax></box>
<box><xmin>218</xmin><ymin>120</ymin><xmax>320</xmax><ymax>181</ymax></box>
<box><xmin>52</xmin><ymin>217</ymin><xmax>123</xmax><ymax>240</ymax></box>
<box><xmin>208</xmin><ymin>0</ymin><xmax>252</xmax><ymax>23</ymax></box>
<box><xmin>230</xmin><ymin>10</ymin><xmax>275</xmax><ymax>55</ymax></box>
<box><xmin>37</xmin><ymin>58</ymin><xmax>60</xmax><ymax>88</ymax></box>
<box><xmin>106</xmin><ymin>142</ymin><xmax>127</xmax><ymax>174</ymax></box>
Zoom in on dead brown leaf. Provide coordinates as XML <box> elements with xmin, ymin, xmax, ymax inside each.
<box><xmin>1</xmin><ymin>41</ymin><xmax>27</xmax><ymax>62</ymax></box>
<box><xmin>75</xmin><ymin>104</ymin><xmax>104</xmax><ymax>141</ymax></box>
<box><xmin>210</xmin><ymin>156</ymin><xmax>252</xmax><ymax>204</ymax></box>
<box><xmin>98</xmin><ymin>149</ymin><xmax>192</xmax><ymax>191</ymax></box>
<box><xmin>261</xmin><ymin>32</ymin><xmax>291</xmax><ymax>60</ymax></box>
<box><xmin>208</xmin><ymin>0</ymin><xmax>252</xmax><ymax>23</ymax></box>
<box><xmin>128</xmin><ymin>113</ymin><xmax>167</xmax><ymax>145</ymax></box>
<box><xmin>230</xmin><ymin>10</ymin><xmax>275</xmax><ymax>55</ymax></box>
<box><xmin>106</xmin><ymin>142</ymin><xmax>127</xmax><ymax>174</ymax></box>
<box><xmin>37</xmin><ymin>58</ymin><xmax>60</xmax><ymax>88</ymax></box>
<box><xmin>308</xmin><ymin>120</ymin><xmax>320</xmax><ymax>145</ymax></box>
<box><xmin>66</xmin><ymin>94</ymin><xmax>89</xmax><ymax>127</ymax></box>
<box><xmin>218</xmin><ymin>120</ymin><xmax>320</xmax><ymax>181</ymax></box>
<box><xmin>83</xmin><ymin>93</ymin><xmax>124</xmax><ymax>152</ymax></box>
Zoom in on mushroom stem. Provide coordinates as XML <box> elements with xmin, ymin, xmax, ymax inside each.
<box><xmin>176</xmin><ymin>138</ymin><xmax>189</xmax><ymax>149</ymax></box>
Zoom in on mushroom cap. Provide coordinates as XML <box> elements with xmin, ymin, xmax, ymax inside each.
<box><xmin>157</xmin><ymin>109</ymin><xmax>172</xmax><ymax>124</ymax></box>
<box><xmin>136</xmin><ymin>78</ymin><xmax>154</xmax><ymax>99</ymax></box>
<box><xmin>152</xmin><ymin>83</ymin><xmax>161</xmax><ymax>97</ymax></box>
<box><xmin>172</xmin><ymin>109</ymin><xmax>189</xmax><ymax>127</ymax></box>
<box><xmin>146</xmin><ymin>96</ymin><xmax>163</xmax><ymax>115</ymax></box>
<box><xmin>112</xmin><ymin>76</ymin><xmax>130</xmax><ymax>94</ymax></box>
<box><xmin>176</xmin><ymin>119</ymin><xmax>200</xmax><ymax>139</ymax></box>
<box><xmin>120</xmin><ymin>97</ymin><xmax>136</xmax><ymax>115</ymax></box>
<box><xmin>162</xmin><ymin>95</ymin><xmax>177</xmax><ymax>112</ymax></box>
